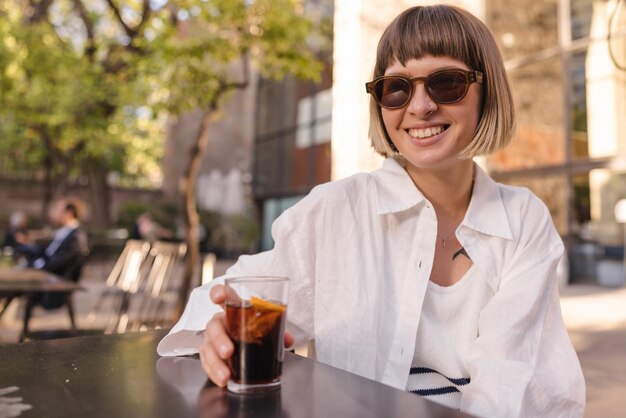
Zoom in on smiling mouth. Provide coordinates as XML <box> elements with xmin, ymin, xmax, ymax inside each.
<box><xmin>406</xmin><ymin>125</ymin><xmax>449</xmax><ymax>139</ymax></box>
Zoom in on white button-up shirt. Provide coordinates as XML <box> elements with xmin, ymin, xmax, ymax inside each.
<box><xmin>158</xmin><ymin>157</ymin><xmax>585</xmax><ymax>417</ymax></box>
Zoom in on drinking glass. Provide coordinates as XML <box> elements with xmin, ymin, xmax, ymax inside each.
<box><xmin>224</xmin><ymin>276</ymin><xmax>289</xmax><ymax>394</ymax></box>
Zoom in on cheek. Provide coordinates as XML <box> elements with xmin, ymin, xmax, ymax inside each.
<box><xmin>469</xmin><ymin>104</ymin><xmax>481</xmax><ymax>130</ymax></box>
<box><xmin>471</xmin><ymin>87</ymin><xmax>483</xmax><ymax>127</ymax></box>
<box><xmin>381</xmin><ymin>109</ymin><xmax>400</xmax><ymax>132</ymax></box>
<box><xmin>472</xmin><ymin>101</ymin><xmax>482</xmax><ymax>131</ymax></box>
<box><xmin>459</xmin><ymin>92</ymin><xmax>482</xmax><ymax>136</ymax></box>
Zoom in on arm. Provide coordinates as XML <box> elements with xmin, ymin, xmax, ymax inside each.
<box><xmin>460</xmin><ymin>203</ymin><xmax>585</xmax><ymax>418</ymax></box>
<box><xmin>12</xmin><ymin>239</ymin><xmax>44</xmax><ymax>264</ymax></box>
<box><xmin>43</xmin><ymin>229</ymin><xmax>88</xmax><ymax>276</ymax></box>
<box><xmin>158</xmin><ymin>191</ymin><xmax>318</xmax><ymax>357</ymax></box>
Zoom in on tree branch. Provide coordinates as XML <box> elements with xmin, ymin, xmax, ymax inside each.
<box><xmin>27</xmin><ymin>0</ymin><xmax>55</xmax><ymax>24</ymax></box>
<box><xmin>220</xmin><ymin>51</ymin><xmax>250</xmax><ymax>91</ymax></box>
<box><xmin>135</xmin><ymin>0</ymin><xmax>151</xmax><ymax>34</ymax></box>
<box><xmin>104</xmin><ymin>0</ymin><xmax>133</xmax><ymax>37</ymax></box>
<box><xmin>72</xmin><ymin>0</ymin><xmax>96</xmax><ymax>60</ymax></box>
<box><xmin>104</xmin><ymin>0</ymin><xmax>151</xmax><ymax>52</ymax></box>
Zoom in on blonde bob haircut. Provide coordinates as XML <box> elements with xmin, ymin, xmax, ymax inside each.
<box><xmin>369</xmin><ymin>5</ymin><xmax>516</xmax><ymax>159</ymax></box>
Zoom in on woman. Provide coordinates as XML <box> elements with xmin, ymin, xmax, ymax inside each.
<box><xmin>158</xmin><ymin>5</ymin><xmax>585</xmax><ymax>417</ymax></box>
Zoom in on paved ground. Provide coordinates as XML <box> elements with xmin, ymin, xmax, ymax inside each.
<box><xmin>1</xmin><ymin>259</ymin><xmax>625</xmax><ymax>417</ymax></box>
<box><xmin>559</xmin><ymin>284</ymin><xmax>626</xmax><ymax>418</ymax></box>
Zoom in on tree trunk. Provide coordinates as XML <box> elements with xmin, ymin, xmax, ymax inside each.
<box><xmin>177</xmin><ymin>111</ymin><xmax>213</xmax><ymax>318</ymax></box>
<box><xmin>86</xmin><ymin>161</ymin><xmax>111</xmax><ymax>228</ymax></box>
<box><xmin>42</xmin><ymin>133</ymin><xmax>54</xmax><ymax>221</ymax></box>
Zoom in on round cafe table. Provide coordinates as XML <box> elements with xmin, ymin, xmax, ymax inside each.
<box><xmin>0</xmin><ymin>330</ymin><xmax>474</xmax><ymax>417</ymax></box>
<box><xmin>0</xmin><ymin>267</ymin><xmax>83</xmax><ymax>341</ymax></box>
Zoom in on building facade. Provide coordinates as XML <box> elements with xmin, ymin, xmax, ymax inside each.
<box><xmin>253</xmin><ymin>0</ymin><xmax>334</xmax><ymax>250</ymax></box>
<box><xmin>249</xmin><ymin>0</ymin><xmax>626</xmax><ymax>283</ymax></box>
<box><xmin>485</xmin><ymin>0</ymin><xmax>626</xmax><ymax>283</ymax></box>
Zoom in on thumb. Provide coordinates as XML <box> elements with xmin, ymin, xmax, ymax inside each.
<box><xmin>284</xmin><ymin>330</ymin><xmax>295</xmax><ymax>348</ymax></box>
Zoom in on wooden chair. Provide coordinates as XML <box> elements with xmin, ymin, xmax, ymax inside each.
<box><xmin>86</xmin><ymin>240</ymin><xmax>186</xmax><ymax>334</ymax></box>
<box><xmin>86</xmin><ymin>240</ymin><xmax>151</xmax><ymax>333</ymax></box>
<box><xmin>130</xmin><ymin>241</ymin><xmax>187</xmax><ymax>331</ymax></box>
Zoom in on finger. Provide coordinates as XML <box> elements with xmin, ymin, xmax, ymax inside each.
<box><xmin>284</xmin><ymin>331</ymin><xmax>295</xmax><ymax>348</ymax></box>
<box><xmin>199</xmin><ymin>341</ymin><xmax>231</xmax><ymax>387</ymax></box>
<box><xmin>210</xmin><ymin>285</ymin><xmax>226</xmax><ymax>306</ymax></box>
<box><xmin>206</xmin><ymin>314</ymin><xmax>233</xmax><ymax>360</ymax></box>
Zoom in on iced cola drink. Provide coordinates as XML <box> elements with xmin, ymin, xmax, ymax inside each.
<box><xmin>224</xmin><ymin>277</ymin><xmax>289</xmax><ymax>394</ymax></box>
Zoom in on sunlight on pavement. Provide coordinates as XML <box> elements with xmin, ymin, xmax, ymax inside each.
<box><xmin>560</xmin><ymin>285</ymin><xmax>626</xmax><ymax>332</ymax></box>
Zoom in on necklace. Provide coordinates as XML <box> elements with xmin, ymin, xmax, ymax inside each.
<box><xmin>436</xmin><ymin>213</ymin><xmax>466</xmax><ymax>248</ymax></box>
<box><xmin>435</xmin><ymin>179</ymin><xmax>474</xmax><ymax>248</ymax></box>
<box><xmin>437</xmin><ymin>223</ymin><xmax>460</xmax><ymax>248</ymax></box>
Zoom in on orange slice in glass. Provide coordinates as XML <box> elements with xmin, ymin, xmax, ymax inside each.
<box><xmin>250</xmin><ymin>296</ymin><xmax>286</xmax><ymax>312</ymax></box>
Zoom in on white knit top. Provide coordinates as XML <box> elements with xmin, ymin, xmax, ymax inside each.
<box><xmin>406</xmin><ymin>263</ymin><xmax>493</xmax><ymax>410</ymax></box>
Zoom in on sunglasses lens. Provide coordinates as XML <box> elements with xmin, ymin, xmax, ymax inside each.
<box><xmin>427</xmin><ymin>71</ymin><xmax>469</xmax><ymax>104</ymax></box>
<box><xmin>376</xmin><ymin>78</ymin><xmax>411</xmax><ymax>108</ymax></box>
<box><xmin>370</xmin><ymin>70</ymin><xmax>477</xmax><ymax>108</ymax></box>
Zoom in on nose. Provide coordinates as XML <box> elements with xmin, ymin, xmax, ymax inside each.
<box><xmin>406</xmin><ymin>83</ymin><xmax>436</xmax><ymax>116</ymax></box>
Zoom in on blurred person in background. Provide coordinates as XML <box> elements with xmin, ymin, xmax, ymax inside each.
<box><xmin>131</xmin><ymin>212</ymin><xmax>174</xmax><ymax>243</ymax></box>
<box><xmin>17</xmin><ymin>198</ymin><xmax>89</xmax><ymax>308</ymax></box>
<box><xmin>2</xmin><ymin>211</ymin><xmax>29</xmax><ymax>250</ymax></box>
<box><xmin>2</xmin><ymin>211</ymin><xmax>36</xmax><ymax>267</ymax></box>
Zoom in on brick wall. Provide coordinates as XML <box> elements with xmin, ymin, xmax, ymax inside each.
<box><xmin>0</xmin><ymin>177</ymin><xmax>164</xmax><ymax>229</ymax></box>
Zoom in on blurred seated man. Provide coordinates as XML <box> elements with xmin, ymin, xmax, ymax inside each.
<box><xmin>2</xmin><ymin>211</ymin><xmax>30</xmax><ymax>267</ymax></box>
<box><xmin>3</xmin><ymin>211</ymin><xmax>29</xmax><ymax>249</ymax></box>
<box><xmin>131</xmin><ymin>212</ymin><xmax>174</xmax><ymax>242</ymax></box>
<box><xmin>17</xmin><ymin>198</ymin><xmax>89</xmax><ymax>309</ymax></box>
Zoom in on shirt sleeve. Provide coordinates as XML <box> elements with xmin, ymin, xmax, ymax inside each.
<box><xmin>158</xmin><ymin>197</ymin><xmax>317</xmax><ymax>357</ymax></box>
<box><xmin>460</xmin><ymin>201</ymin><xmax>586</xmax><ymax>417</ymax></box>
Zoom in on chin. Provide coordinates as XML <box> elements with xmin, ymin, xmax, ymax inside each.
<box><xmin>399</xmin><ymin>150</ymin><xmax>457</xmax><ymax>170</ymax></box>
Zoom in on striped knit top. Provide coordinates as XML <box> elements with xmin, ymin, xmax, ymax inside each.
<box><xmin>406</xmin><ymin>264</ymin><xmax>493</xmax><ymax>410</ymax></box>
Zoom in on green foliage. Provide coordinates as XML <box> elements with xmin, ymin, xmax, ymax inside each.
<box><xmin>198</xmin><ymin>209</ymin><xmax>260</xmax><ymax>256</ymax></box>
<box><xmin>0</xmin><ymin>1</ymin><xmax>163</xmax><ymax>184</ymax></box>
<box><xmin>147</xmin><ymin>0</ymin><xmax>323</xmax><ymax>114</ymax></box>
<box><xmin>0</xmin><ymin>0</ymin><xmax>324</xmax><ymax>190</ymax></box>
<box><xmin>219</xmin><ymin>212</ymin><xmax>261</xmax><ymax>255</ymax></box>
<box><xmin>115</xmin><ymin>200</ymin><xmax>178</xmax><ymax>233</ymax></box>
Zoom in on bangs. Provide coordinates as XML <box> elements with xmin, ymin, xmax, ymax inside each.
<box><xmin>374</xmin><ymin>6</ymin><xmax>482</xmax><ymax>77</ymax></box>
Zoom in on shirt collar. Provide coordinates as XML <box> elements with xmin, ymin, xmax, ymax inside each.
<box><xmin>55</xmin><ymin>220</ymin><xmax>80</xmax><ymax>235</ymax></box>
<box><xmin>462</xmin><ymin>164</ymin><xmax>513</xmax><ymax>240</ymax></box>
<box><xmin>372</xmin><ymin>157</ymin><xmax>427</xmax><ymax>215</ymax></box>
<box><xmin>372</xmin><ymin>157</ymin><xmax>513</xmax><ymax>240</ymax></box>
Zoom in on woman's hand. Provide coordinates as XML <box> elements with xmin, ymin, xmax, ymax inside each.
<box><xmin>199</xmin><ymin>284</ymin><xmax>294</xmax><ymax>387</ymax></box>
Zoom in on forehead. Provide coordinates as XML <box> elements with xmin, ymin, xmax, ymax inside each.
<box><xmin>383</xmin><ymin>55</ymin><xmax>471</xmax><ymax>76</ymax></box>
<box><xmin>50</xmin><ymin>201</ymin><xmax>65</xmax><ymax>211</ymax></box>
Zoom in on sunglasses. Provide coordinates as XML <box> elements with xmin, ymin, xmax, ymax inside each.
<box><xmin>365</xmin><ymin>69</ymin><xmax>484</xmax><ymax>109</ymax></box>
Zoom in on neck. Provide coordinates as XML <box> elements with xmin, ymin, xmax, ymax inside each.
<box><xmin>61</xmin><ymin>219</ymin><xmax>79</xmax><ymax>229</ymax></box>
<box><xmin>405</xmin><ymin>160</ymin><xmax>474</xmax><ymax>217</ymax></box>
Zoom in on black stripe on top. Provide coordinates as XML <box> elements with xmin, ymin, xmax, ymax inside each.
<box><xmin>409</xmin><ymin>367</ymin><xmax>470</xmax><ymax>386</ymax></box>
<box><xmin>409</xmin><ymin>386</ymin><xmax>460</xmax><ymax>396</ymax></box>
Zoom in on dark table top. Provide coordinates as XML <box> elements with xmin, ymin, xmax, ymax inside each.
<box><xmin>0</xmin><ymin>330</ymin><xmax>473</xmax><ymax>418</ymax></box>
<box><xmin>0</xmin><ymin>268</ymin><xmax>81</xmax><ymax>295</ymax></box>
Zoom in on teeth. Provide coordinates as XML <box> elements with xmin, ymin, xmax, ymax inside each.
<box><xmin>408</xmin><ymin>126</ymin><xmax>444</xmax><ymax>139</ymax></box>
